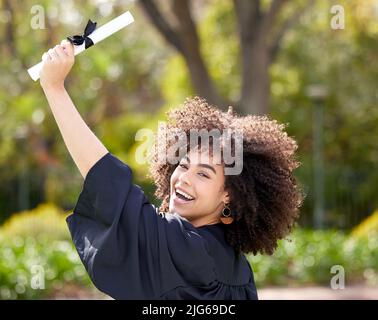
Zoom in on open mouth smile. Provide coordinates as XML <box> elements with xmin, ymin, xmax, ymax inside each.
<box><xmin>173</xmin><ymin>188</ymin><xmax>195</xmax><ymax>203</ymax></box>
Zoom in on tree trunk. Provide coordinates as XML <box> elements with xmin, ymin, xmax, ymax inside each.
<box><xmin>182</xmin><ymin>43</ymin><xmax>224</xmax><ymax>107</ymax></box>
<box><xmin>239</xmin><ymin>40</ymin><xmax>270</xmax><ymax>115</ymax></box>
<box><xmin>139</xmin><ymin>0</ymin><xmax>225</xmax><ymax>108</ymax></box>
<box><xmin>140</xmin><ymin>0</ymin><xmax>312</xmax><ymax>115</ymax></box>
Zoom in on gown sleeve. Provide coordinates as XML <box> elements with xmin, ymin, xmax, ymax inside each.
<box><xmin>66</xmin><ymin>152</ymin><xmax>216</xmax><ymax>299</ymax></box>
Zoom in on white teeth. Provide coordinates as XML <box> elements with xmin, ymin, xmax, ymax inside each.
<box><xmin>175</xmin><ymin>189</ymin><xmax>194</xmax><ymax>200</ymax></box>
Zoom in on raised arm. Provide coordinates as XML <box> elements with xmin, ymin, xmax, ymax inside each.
<box><xmin>40</xmin><ymin>40</ymin><xmax>108</xmax><ymax>179</ymax></box>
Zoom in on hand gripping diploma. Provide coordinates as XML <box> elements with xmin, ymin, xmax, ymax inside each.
<box><xmin>28</xmin><ymin>11</ymin><xmax>134</xmax><ymax>81</ymax></box>
<box><xmin>38</xmin><ymin>12</ymin><xmax>134</xmax><ymax>179</ymax></box>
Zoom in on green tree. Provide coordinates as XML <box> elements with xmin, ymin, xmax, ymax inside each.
<box><xmin>139</xmin><ymin>0</ymin><xmax>315</xmax><ymax>115</ymax></box>
<box><xmin>0</xmin><ymin>1</ymin><xmax>168</xmax><ymax>220</ymax></box>
<box><xmin>156</xmin><ymin>0</ymin><xmax>378</xmax><ymax>228</ymax></box>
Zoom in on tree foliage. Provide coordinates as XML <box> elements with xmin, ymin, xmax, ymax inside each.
<box><xmin>0</xmin><ymin>0</ymin><xmax>377</xmax><ymax>228</ymax></box>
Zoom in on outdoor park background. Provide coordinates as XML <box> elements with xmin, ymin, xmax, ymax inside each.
<box><xmin>0</xmin><ymin>0</ymin><xmax>377</xmax><ymax>299</ymax></box>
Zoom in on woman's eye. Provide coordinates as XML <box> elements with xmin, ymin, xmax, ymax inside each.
<box><xmin>179</xmin><ymin>163</ymin><xmax>188</xmax><ymax>169</ymax></box>
<box><xmin>198</xmin><ymin>172</ymin><xmax>209</xmax><ymax>178</ymax></box>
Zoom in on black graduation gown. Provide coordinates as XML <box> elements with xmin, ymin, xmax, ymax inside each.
<box><xmin>66</xmin><ymin>152</ymin><xmax>258</xmax><ymax>300</ymax></box>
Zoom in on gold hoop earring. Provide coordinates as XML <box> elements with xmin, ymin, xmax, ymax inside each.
<box><xmin>220</xmin><ymin>203</ymin><xmax>233</xmax><ymax>225</ymax></box>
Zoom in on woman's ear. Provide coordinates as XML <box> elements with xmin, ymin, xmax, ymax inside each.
<box><xmin>223</xmin><ymin>191</ymin><xmax>230</xmax><ymax>204</ymax></box>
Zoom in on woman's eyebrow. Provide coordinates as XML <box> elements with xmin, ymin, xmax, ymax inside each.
<box><xmin>182</xmin><ymin>156</ymin><xmax>217</xmax><ymax>174</ymax></box>
<box><xmin>198</xmin><ymin>163</ymin><xmax>216</xmax><ymax>174</ymax></box>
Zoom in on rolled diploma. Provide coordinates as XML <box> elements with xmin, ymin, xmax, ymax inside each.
<box><xmin>27</xmin><ymin>11</ymin><xmax>134</xmax><ymax>81</ymax></box>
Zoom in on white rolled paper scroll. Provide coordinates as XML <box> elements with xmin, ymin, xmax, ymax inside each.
<box><xmin>28</xmin><ymin>11</ymin><xmax>134</xmax><ymax>81</ymax></box>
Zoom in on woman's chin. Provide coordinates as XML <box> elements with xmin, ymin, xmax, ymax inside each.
<box><xmin>169</xmin><ymin>206</ymin><xmax>191</xmax><ymax>219</ymax></box>
<box><xmin>169</xmin><ymin>206</ymin><xmax>184</xmax><ymax>216</ymax></box>
<box><xmin>169</xmin><ymin>197</ymin><xmax>195</xmax><ymax>214</ymax></box>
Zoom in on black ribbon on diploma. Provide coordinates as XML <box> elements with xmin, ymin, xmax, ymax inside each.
<box><xmin>67</xmin><ymin>19</ymin><xmax>97</xmax><ymax>49</ymax></box>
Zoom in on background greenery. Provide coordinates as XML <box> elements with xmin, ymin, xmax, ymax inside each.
<box><xmin>0</xmin><ymin>0</ymin><xmax>377</xmax><ymax>298</ymax></box>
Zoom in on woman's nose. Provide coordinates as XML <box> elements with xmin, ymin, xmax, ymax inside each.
<box><xmin>179</xmin><ymin>170</ymin><xmax>192</xmax><ymax>186</ymax></box>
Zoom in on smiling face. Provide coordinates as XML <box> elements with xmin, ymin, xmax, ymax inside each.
<box><xmin>168</xmin><ymin>147</ymin><xmax>230</xmax><ymax>227</ymax></box>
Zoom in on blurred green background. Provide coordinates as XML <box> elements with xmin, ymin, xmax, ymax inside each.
<box><xmin>0</xmin><ymin>0</ymin><xmax>377</xmax><ymax>299</ymax></box>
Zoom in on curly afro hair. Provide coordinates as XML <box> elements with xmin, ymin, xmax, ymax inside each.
<box><xmin>148</xmin><ymin>97</ymin><xmax>303</xmax><ymax>255</ymax></box>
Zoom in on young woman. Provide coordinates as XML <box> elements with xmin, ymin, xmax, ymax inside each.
<box><xmin>40</xmin><ymin>41</ymin><xmax>302</xmax><ymax>300</ymax></box>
